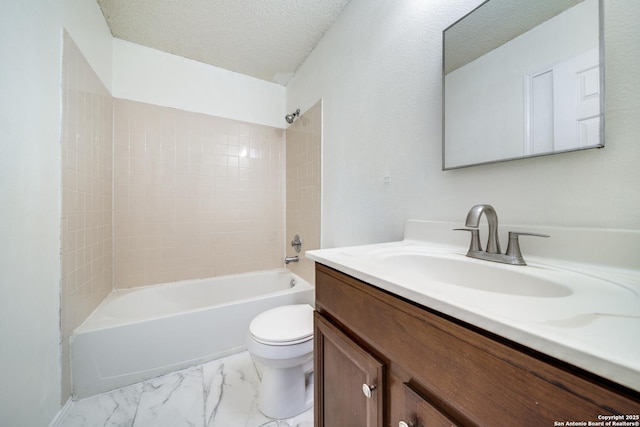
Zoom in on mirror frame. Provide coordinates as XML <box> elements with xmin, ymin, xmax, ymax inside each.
<box><xmin>442</xmin><ymin>0</ymin><xmax>605</xmax><ymax>170</ymax></box>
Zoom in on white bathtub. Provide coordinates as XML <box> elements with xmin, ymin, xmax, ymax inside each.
<box><xmin>71</xmin><ymin>268</ymin><xmax>314</xmax><ymax>398</ymax></box>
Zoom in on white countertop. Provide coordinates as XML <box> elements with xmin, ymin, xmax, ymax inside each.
<box><xmin>306</xmin><ymin>220</ymin><xmax>640</xmax><ymax>392</ymax></box>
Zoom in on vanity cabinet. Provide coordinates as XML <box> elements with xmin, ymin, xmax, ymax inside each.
<box><xmin>402</xmin><ymin>382</ymin><xmax>459</xmax><ymax>427</ymax></box>
<box><xmin>314</xmin><ymin>263</ymin><xmax>640</xmax><ymax>427</ymax></box>
<box><xmin>315</xmin><ymin>313</ymin><xmax>384</xmax><ymax>426</ymax></box>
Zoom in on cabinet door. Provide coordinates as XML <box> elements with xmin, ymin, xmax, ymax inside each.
<box><xmin>401</xmin><ymin>383</ymin><xmax>460</xmax><ymax>427</ymax></box>
<box><xmin>315</xmin><ymin>312</ymin><xmax>384</xmax><ymax>427</ymax></box>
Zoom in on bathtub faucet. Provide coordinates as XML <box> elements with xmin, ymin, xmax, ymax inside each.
<box><xmin>284</xmin><ymin>256</ymin><xmax>299</xmax><ymax>264</ymax></box>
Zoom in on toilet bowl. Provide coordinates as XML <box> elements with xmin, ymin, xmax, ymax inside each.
<box><xmin>247</xmin><ymin>304</ymin><xmax>314</xmax><ymax>419</ymax></box>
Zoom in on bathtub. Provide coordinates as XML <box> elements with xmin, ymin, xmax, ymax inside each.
<box><xmin>71</xmin><ymin>268</ymin><xmax>314</xmax><ymax>398</ymax></box>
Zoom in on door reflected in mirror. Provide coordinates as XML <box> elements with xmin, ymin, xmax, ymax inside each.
<box><xmin>443</xmin><ymin>0</ymin><xmax>603</xmax><ymax>170</ymax></box>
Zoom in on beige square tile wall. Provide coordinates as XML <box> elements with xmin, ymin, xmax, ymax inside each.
<box><xmin>60</xmin><ymin>32</ymin><xmax>114</xmax><ymax>399</ymax></box>
<box><xmin>113</xmin><ymin>99</ymin><xmax>286</xmax><ymax>288</ymax></box>
<box><xmin>285</xmin><ymin>102</ymin><xmax>322</xmax><ymax>284</ymax></box>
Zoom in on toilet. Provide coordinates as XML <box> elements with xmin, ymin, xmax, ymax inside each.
<box><xmin>247</xmin><ymin>304</ymin><xmax>314</xmax><ymax>419</ymax></box>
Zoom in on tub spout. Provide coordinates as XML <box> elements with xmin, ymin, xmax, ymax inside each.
<box><xmin>285</xmin><ymin>256</ymin><xmax>299</xmax><ymax>264</ymax></box>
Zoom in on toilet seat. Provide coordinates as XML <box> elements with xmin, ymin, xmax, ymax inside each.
<box><xmin>249</xmin><ymin>304</ymin><xmax>314</xmax><ymax>346</ymax></box>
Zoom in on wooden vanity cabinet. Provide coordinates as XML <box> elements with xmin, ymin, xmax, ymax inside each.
<box><xmin>315</xmin><ymin>313</ymin><xmax>384</xmax><ymax>426</ymax></box>
<box><xmin>402</xmin><ymin>382</ymin><xmax>460</xmax><ymax>427</ymax></box>
<box><xmin>314</xmin><ymin>263</ymin><xmax>640</xmax><ymax>427</ymax></box>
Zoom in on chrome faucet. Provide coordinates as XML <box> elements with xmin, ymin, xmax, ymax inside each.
<box><xmin>285</xmin><ymin>256</ymin><xmax>299</xmax><ymax>264</ymax></box>
<box><xmin>285</xmin><ymin>234</ymin><xmax>302</xmax><ymax>264</ymax></box>
<box><xmin>464</xmin><ymin>204</ymin><xmax>501</xmax><ymax>254</ymax></box>
<box><xmin>455</xmin><ymin>204</ymin><xmax>549</xmax><ymax>266</ymax></box>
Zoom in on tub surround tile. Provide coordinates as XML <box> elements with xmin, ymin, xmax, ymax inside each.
<box><xmin>60</xmin><ymin>31</ymin><xmax>114</xmax><ymax>402</ymax></box>
<box><xmin>112</xmin><ymin>99</ymin><xmax>286</xmax><ymax>289</ymax></box>
<box><xmin>58</xmin><ymin>351</ymin><xmax>313</xmax><ymax>427</ymax></box>
<box><xmin>285</xmin><ymin>101</ymin><xmax>322</xmax><ymax>286</ymax></box>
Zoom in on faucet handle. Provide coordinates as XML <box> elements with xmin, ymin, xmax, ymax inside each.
<box><xmin>454</xmin><ymin>228</ymin><xmax>483</xmax><ymax>253</ymax></box>
<box><xmin>506</xmin><ymin>231</ymin><xmax>550</xmax><ymax>265</ymax></box>
<box><xmin>290</xmin><ymin>234</ymin><xmax>302</xmax><ymax>253</ymax></box>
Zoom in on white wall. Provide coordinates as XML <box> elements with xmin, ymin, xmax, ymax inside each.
<box><xmin>62</xmin><ymin>1</ymin><xmax>113</xmax><ymax>91</ymax></box>
<box><xmin>287</xmin><ymin>0</ymin><xmax>640</xmax><ymax>248</ymax></box>
<box><xmin>112</xmin><ymin>39</ymin><xmax>286</xmax><ymax>128</ymax></box>
<box><xmin>0</xmin><ymin>0</ymin><xmax>111</xmax><ymax>425</ymax></box>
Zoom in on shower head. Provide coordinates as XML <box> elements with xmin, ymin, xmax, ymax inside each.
<box><xmin>285</xmin><ymin>109</ymin><xmax>300</xmax><ymax>124</ymax></box>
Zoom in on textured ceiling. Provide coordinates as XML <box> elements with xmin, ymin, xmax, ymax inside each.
<box><xmin>97</xmin><ymin>0</ymin><xmax>352</xmax><ymax>85</ymax></box>
<box><xmin>444</xmin><ymin>0</ymin><xmax>586</xmax><ymax>74</ymax></box>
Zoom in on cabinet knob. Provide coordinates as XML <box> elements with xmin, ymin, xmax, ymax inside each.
<box><xmin>362</xmin><ymin>383</ymin><xmax>376</xmax><ymax>398</ymax></box>
<box><xmin>399</xmin><ymin>422</ymin><xmax>413</xmax><ymax>427</ymax></box>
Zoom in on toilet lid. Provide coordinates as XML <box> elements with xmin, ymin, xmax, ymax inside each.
<box><xmin>249</xmin><ymin>304</ymin><xmax>314</xmax><ymax>345</ymax></box>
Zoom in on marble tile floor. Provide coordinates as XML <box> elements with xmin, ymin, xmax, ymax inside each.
<box><xmin>58</xmin><ymin>351</ymin><xmax>314</xmax><ymax>427</ymax></box>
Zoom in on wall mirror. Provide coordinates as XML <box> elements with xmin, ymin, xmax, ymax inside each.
<box><xmin>443</xmin><ymin>0</ymin><xmax>603</xmax><ymax>170</ymax></box>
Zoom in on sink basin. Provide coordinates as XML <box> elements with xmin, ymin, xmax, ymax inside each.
<box><xmin>376</xmin><ymin>252</ymin><xmax>573</xmax><ymax>298</ymax></box>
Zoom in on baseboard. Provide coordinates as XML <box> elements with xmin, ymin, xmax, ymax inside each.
<box><xmin>48</xmin><ymin>397</ymin><xmax>73</xmax><ymax>427</ymax></box>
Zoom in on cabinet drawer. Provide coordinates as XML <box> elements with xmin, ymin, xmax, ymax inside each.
<box><xmin>315</xmin><ymin>264</ymin><xmax>640</xmax><ymax>426</ymax></box>
<box><xmin>403</xmin><ymin>382</ymin><xmax>459</xmax><ymax>427</ymax></box>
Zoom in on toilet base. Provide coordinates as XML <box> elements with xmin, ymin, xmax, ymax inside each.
<box><xmin>258</xmin><ymin>365</ymin><xmax>314</xmax><ymax>419</ymax></box>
